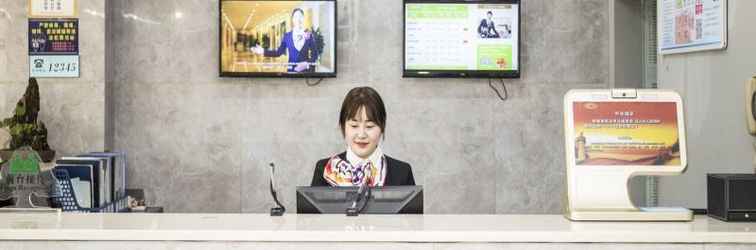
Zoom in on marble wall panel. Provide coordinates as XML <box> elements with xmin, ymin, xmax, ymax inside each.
<box><xmin>109</xmin><ymin>0</ymin><xmax>610</xmax><ymax>213</ymax></box>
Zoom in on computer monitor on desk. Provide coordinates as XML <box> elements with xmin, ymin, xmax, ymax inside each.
<box><xmin>296</xmin><ymin>186</ymin><xmax>423</xmax><ymax>214</ymax></box>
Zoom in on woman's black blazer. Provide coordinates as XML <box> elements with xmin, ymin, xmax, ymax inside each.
<box><xmin>311</xmin><ymin>152</ymin><xmax>415</xmax><ymax>186</ymax></box>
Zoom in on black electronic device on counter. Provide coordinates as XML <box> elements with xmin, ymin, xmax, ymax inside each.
<box><xmin>708</xmin><ymin>174</ymin><xmax>756</xmax><ymax>221</ymax></box>
<box><xmin>296</xmin><ymin>186</ymin><xmax>423</xmax><ymax>214</ymax></box>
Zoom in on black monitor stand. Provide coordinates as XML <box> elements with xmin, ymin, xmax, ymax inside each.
<box><xmin>296</xmin><ymin>186</ymin><xmax>423</xmax><ymax>214</ymax></box>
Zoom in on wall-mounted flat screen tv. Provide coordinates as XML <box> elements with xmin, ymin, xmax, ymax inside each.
<box><xmin>403</xmin><ymin>0</ymin><xmax>520</xmax><ymax>78</ymax></box>
<box><xmin>220</xmin><ymin>0</ymin><xmax>336</xmax><ymax>77</ymax></box>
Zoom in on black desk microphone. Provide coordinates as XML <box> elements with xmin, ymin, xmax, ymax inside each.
<box><xmin>269</xmin><ymin>162</ymin><xmax>285</xmax><ymax>216</ymax></box>
<box><xmin>346</xmin><ymin>167</ymin><xmax>372</xmax><ymax>216</ymax></box>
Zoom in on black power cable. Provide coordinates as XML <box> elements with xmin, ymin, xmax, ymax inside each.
<box><xmin>305</xmin><ymin>78</ymin><xmax>324</xmax><ymax>86</ymax></box>
<box><xmin>357</xmin><ymin>185</ymin><xmax>372</xmax><ymax>214</ymax></box>
<box><xmin>488</xmin><ymin>78</ymin><xmax>508</xmax><ymax>101</ymax></box>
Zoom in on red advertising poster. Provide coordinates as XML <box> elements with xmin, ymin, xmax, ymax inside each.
<box><xmin>573</xmin><ymin>102</ymin><xmax>679</xmax><ymax>166</ymax></box>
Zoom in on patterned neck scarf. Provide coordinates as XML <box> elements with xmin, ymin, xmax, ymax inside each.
<box><xmin>293</xmin><ymin>29</ymin><xmax>305</xmax><ymax>51</ymax></box>
<box><xmin>323</xmin><ymin>147</ymin><xmax>386</xmax><ymax>187</ymax></box>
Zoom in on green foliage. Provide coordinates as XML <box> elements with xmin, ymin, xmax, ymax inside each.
<box><xmin>262</xmin><ymin>34</ymin><xmax>270</xmax><ymax>49</ymax></box>
<box><xmin>313</xmin><ymin>27</ymin><xmax>325</xmax><ymax>60</ymax></box>
<box><xmin>0</xmin><ymin>78</ymin><xmax>51</xmax><ymax>152</ymax></box>
<box><xmin>15</xmin><ymin>106</ymin><xmax>26</xmax><ymax>117</ymax></box>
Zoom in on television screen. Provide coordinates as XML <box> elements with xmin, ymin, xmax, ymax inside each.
<box><xmin>220</xmin><ymin>0</ymin><xmax>336</xmax><ymax>77</ymax></box>
<box><xmin>572</xmin><ymin>102</ymin><xmax>680</xmax><ymax>166</ymax></box>
<box><xmin>403</xmin><ymin>0</ymin><xmax>520</xmax><ymax>78</ymax></box>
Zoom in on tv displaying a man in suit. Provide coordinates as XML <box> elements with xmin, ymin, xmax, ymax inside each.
<box><xmin>478</xmin><ymin>10</ymin><xmax>513</xmax><ymax>39</ymax></box>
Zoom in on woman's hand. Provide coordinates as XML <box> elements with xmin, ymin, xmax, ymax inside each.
<box><xmin>250</xmin><ymin>44</ymin><xmax>264</xmax><ymax>55</ymax></box>
<box><xmin>294</xmin><ymin>62</ymin><xmax>310</xmax><ymax>72</ymax></box>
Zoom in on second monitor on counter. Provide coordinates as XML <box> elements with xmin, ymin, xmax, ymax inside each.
<box><xmin>296</xmin><ymin>186</ymin><xmax>423</xmax><ymax>214</ymax></box>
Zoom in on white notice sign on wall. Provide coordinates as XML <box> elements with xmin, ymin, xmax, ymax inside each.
<box><xmin>28</xmin><ymin>0</ymin><xmax>78</xmax><ymax>18</ymax></box>
<box><xmin>659</xmin><ymin>0</ymin><xmax>727</xmax><ymax>54</ymax></box>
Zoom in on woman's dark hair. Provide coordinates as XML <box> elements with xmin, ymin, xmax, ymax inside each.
<box><xmin>339</xmin><ymin>87</ymin><xmax>386</xmax><ymax>136</ymax></box>
<box><xmin>292</xmin><ymin>8</ymin><xmax>304</xmax><ymax>18</ymax></box>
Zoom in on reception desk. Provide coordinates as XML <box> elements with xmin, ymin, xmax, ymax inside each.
<box><xmin>1</xmin><ymin>213</ymin><xmax>755</xmax><ymax>249</ymax></box>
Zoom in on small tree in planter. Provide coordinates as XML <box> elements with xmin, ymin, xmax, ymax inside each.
<box><xmin>312</xmin><ymin>27</ymin><xmax>325</xmax><ymax>59</ymax></box>
<box><xmin>0</xmin><ymin>78</ymin><xmax>54</xmax><ymax>163</ymax></box>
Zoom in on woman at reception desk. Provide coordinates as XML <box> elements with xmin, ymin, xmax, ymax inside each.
<box><xmin>310</xmin><ymin>86</ymin><xmax>415</xmax><ymax>187</ymax></box>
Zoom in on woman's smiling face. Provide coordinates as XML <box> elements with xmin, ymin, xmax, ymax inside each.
<box><xmin>292</xmin><ymin>10</ymin><xmax>304</xmax><ymax>30</ymax></box>
<box><xmin>344</xmin><ymin>106</ymin><xmax>382</xmax><ymax>159</ymax></box>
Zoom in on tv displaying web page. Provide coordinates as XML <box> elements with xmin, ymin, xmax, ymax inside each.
<box><xmin>404</xmin><ymin>0</ymin><xmax>520</xmax><ymax>78</ymax></box>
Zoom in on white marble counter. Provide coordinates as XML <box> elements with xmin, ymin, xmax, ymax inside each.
<box><xmin>0</xmin><ymin>213</ymin><xmax>754</xmax><ymax>243</ymax></box>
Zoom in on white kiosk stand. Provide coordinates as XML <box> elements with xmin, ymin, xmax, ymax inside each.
<box><xmin>563</xmin><ymin>89</ymin><xmax>692</xmax><ymax>221</ymax></box>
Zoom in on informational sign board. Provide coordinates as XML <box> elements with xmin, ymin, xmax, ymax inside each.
<box><xmin>8</xmin><ymin>149</ymin><xmax>42</xmax><ymax>175</ymax></box>
<box><xmin>29</xmin><ymin>55</ymin><xmax>80</xmax><ymax>77</ymax></box>
<box><xmin>28</xmin><ymin>19</ymin><xmax>78</xmax><ymax>55</ymax></box>
<box><xmin>659</xmin><ymin>0</ymin><xmax>727</xmax><ymax>54</ymax></box>
<box><xmin>28</xmin><ymin>0</ymin><xmax>78</xmax><ymax>18</ymax></box>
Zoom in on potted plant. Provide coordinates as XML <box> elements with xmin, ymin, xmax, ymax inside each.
<box><xmin>0</xmin><ymin>78</ymin><xmax>55</xmax><ymax>163</ymax></box>
<box><xmin>312</xmin><ymin>27</ymin><xmax>325</xmax><ymax>59</ymax></box>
